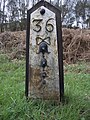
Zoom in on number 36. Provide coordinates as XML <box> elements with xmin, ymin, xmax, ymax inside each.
<box><xmin>32</xmin><ymin>18</ymin><xmax>54</xmax><ymax>32</ymax></box>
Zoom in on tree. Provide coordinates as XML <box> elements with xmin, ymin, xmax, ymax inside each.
<box><xmin>0</xmin><ymin>0</ymin><xmax>90</xmax><ymax>32</ymax></box>
<box><xmin>7</xmin><ymin>0</ymin><xmax>17</xmax><ymax>21</ymax></box>
<box><xmin>0</xmin><ymin>0</ymin><xmax>2</xmax><ymax>24</ymax></box>
<box><xmin>61</xmin><ymin>0</ymin><xmax>76</xmax><ymax>27</ymax></box>
<box><xmin>74</xmin><ymin>0</ymin><xmax>90</xmax><ymax>28</ymax></box>
<box><xmin>6</xmin><ymin>0</ymin><xmax>19</xmax><ymax>30</ymax></box>
<box><xmin>0</xmin><ymin>0</ymin><xmax>7</xmax><ymax>32</ymax></box>
<box><xmin>85</xmin><ymin>0</ymin><xmax>90</xmax><ymax>28</ymax></box>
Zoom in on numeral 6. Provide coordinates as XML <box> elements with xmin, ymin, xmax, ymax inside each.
<box><xmin>45</xmin><ymin>18</ymin><xmax>54</xmax><ymax>32</ymax></box>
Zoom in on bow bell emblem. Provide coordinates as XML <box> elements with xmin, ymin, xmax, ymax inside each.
<box><xmin>36</xmin><ymin>36</ymin><xmax>51</xmax><ymax>45</ymax></box>
<box><xmin>36</xmin><ymin>36</ymin><xmax>51</xmax><ymax>54</ymax></box>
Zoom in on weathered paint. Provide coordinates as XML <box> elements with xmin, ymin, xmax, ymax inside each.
<box><xmin>29</xmin><ymin>6</ymin><xmax>60</xmax><ymax>100</ymax></box>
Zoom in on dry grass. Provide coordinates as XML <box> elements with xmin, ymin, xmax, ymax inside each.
<box><xmin>0</xmin><ymin>28</ymin><xmax>90</xmax><ymax>63</ymax></box>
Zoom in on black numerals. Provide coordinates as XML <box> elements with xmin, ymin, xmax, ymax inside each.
<box><xmin>45</xmin><ymin>18</ymin><xmax>54</xmax><ymax>32</ymax></box>
<box><xmin>33</xmin><ymin>19</ymin><xmax>43</xmax><ymax>32</ymax></box>
<box><xmin>32</xmin><ymin>18</ymin><xmax>54</xmax><ymax>32</ymax></box>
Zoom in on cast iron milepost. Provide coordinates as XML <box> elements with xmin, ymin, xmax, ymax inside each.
<box><xmin>26</xmin><ymin>0</ymin><xmax>64</xmax><ymax>102</ymax></box>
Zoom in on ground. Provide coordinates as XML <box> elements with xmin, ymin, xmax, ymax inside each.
<box><xmin>0</xmin><ymin>54</ymin><xmax>90</xmax><ymax>120</ymax></box>
<box><xmin>0</xmin><ymin>28</ymin><xmax>90</xmax><ymax>119</ymax></box>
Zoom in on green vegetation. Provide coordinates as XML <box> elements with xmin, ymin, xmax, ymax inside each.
<box><xmin>0</xmin><ymin>54</ymin><xmax>90</xmax><ymax>120</ymax></box>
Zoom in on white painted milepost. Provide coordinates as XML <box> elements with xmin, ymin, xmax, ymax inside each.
<box><xmin>29</xmin><ymin>6</ymin><xmax>60</xmax><ymax>100</ymax></box>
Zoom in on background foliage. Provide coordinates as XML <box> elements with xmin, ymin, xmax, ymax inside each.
<box><xmin>0</xmin><ymin>0</ymin><xmax>90</xmax><ymax>32</ymax></box>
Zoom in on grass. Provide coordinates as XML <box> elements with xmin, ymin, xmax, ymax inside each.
<box><xmin>0</xmin><ymin>54</ymin><xmax>90</xmax><ymax>120</ymax></box>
